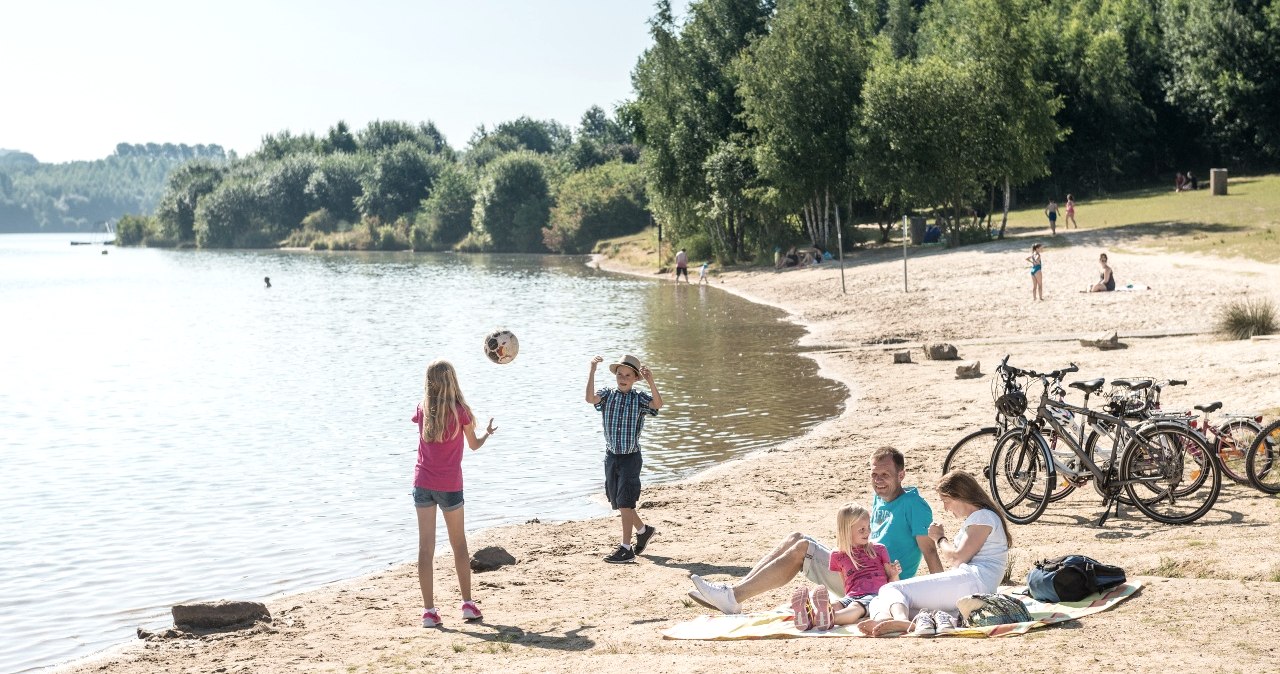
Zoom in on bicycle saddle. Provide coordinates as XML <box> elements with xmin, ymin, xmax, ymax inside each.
<box><xmin>1194</xmin><ymin>402</ymin><xmax>1223</xmax><ymax>414</ymax></box>
<box><xmin>1109</xmin><ymin>379</ymin><xmax>1152</xmax><ymax>391</ymax></box>
<box><xmin>1069</xmin><ymin>379</ymin><xmax>1106</xmax><ymax>394</ymax></box>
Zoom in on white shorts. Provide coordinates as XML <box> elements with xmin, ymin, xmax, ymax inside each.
<box><xmin>800</xmin><ymin>536</ymin><xmax>846</xmax><ymax>596</ymax></box>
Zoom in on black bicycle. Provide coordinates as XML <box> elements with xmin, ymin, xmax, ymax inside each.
<box><xmin>1246</xmin><ymin>419</ymin><xmax>1280</xmax><ymax>494</ymax></box>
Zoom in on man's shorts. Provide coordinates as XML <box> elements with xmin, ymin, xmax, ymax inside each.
<box><xmin>604</xmin><ymin>451</ymin><xmax>643</xmax><ymax>509</ymax></box>
<box><xmin>675</xmin><ymin>266</ymin><xmax>688</xmax><ymax>279</ymax></box>
<box><xmin>413</xmin><ymin>487</ymin><xmax>464</xmax><ymax>512</ymax></box>
<box><xmin>800</xmin><ymin>536</ymin><xmax>845</xmax><ymax>595</ymax></box>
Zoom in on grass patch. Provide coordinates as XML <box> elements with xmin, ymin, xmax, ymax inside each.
<box><xmin>1216</xmin><ymin>297</ymin><xmax>1277</xmax><ymax>340</ymax></box>
<box><xmin>450</xmin><ymin>643</ymin><xmax>466</xmax><ymax>653</ymax></box>
<box><xmin>593</xmin><ymin>229</ymin><xmax>664</xmax><ymax>271</ymax></box>
<box><xmin>998</xmin><ymin>174</ymin><xmax>1280</xmax><ymax>262</ymax></box>
<box><xmin>1146</xmin><ymin>556</ymin><xmax>1224</xmax><ymax>579</ymax></box>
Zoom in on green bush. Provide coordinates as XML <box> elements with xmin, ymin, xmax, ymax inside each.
<box><xmin>680</xmin><ymin>233</ymin><xmax>713</xmax><ymax>262</ymax></box>
<box><xmin>545</xmin><ymin>161</ymin><xmax>648</xmax><ymax>253</ymax></box>
<box><xmin>114</xmin><ymin>214</ymin><xmax>150</xmax><ymax>246</ymax></box>
<box><xmin>1217</xmin><ymin>298</ymin><xmax>1277</xmax><ymax>340</ymax></box>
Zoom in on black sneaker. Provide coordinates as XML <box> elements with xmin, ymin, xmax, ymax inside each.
<box><xmin>603</xmin><ymin>545</ymin><xmax>636</xmax><ymax>564</ymax></box>
<box><xmin>633</xmin><ymin>526</ymin><xmax>657</xmax><ymax>556</ymax></box>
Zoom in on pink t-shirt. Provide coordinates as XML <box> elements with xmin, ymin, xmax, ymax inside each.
<box><xmin>829</xmin><ymin>543</ymin><xmax>891</xmax><ymax>597</ymax></box>
<box><xmin>412</xmin><ymin>403</ymin><xmax>473</xmax><ymax>491</ymax></box>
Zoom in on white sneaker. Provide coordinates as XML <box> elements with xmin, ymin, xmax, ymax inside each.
<box><xmin>909</xmin><ymin>610</ymin><xmax>936</xmax><ymax>636</ymax></box>
<box><xmin>933</xmin><ymin>610</ymin><xmax>957</xmax><ymax>634</ymax></box>
<box><xmin>690</xmin><ymin>574</ymin><xmax>741</xmax><ymax>615</ymax></box>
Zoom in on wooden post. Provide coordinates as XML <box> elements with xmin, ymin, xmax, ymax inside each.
<box><xmin>902</xmin><ymin>215</ymin><xmax>909</xmax><ymax>293</ymax></box>
<box><xmin>836</xmin><ymin>205</ymin><xmax>846</xmax><ymax>294</ymax></box>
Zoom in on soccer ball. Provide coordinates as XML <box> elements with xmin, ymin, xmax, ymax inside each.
<box><xmin>483</xmin><ymin>329</ymin><xmax>519</xmax><ymax>364</ymax></box>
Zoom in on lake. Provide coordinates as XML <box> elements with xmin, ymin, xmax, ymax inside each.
<box><xmin>0</xmin><ymin>234</ymin><xmax>844</xmax><ymax>673</ymax></box>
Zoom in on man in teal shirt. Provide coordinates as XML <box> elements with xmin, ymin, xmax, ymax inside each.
<box><xmin>690</xmin><ymin>446</ymin><xmax>942</xmax><ymax>614</ymax></box>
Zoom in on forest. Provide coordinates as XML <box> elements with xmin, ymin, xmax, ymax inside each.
<box><xmin>0</xmin><ymin>144</ymin><xmax>227</xmax><ymax>233</ymax></box>
<box><xmin>63</xmin><ymin>0</ymin><xmax>1280</xmax><ymax>259</ymax></box>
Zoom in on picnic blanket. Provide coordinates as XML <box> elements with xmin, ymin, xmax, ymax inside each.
<box><xmin>661</xmin><ymin>581</ymin><xmax>1141</xmax><ymax>640</ymax></box>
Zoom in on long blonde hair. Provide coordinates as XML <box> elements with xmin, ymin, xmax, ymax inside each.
<box><xmin>420</xmin><ymin>360</ymin><xmax>473</xmax><ymax>443</ymax></box>
<box><xmin>834</xmin><ymin>504</ymin><xmax>875</xmax><ymax>569</ymax></box>
<box><xmin>938</xmin><ymin>470</ymin><xmax>1013</xmax><ymax>547</ymax></box>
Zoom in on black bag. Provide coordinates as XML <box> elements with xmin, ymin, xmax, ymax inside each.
<box><xmin>1026</xmin><ymin>555</ymin><xmax>1126</xmax><ymax>602</ymax></box>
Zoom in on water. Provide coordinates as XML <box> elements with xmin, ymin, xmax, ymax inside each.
<box><xmin>0</xmin><ymin>234</ymin><xmax>844</xmax><ymax>673</ymax></box>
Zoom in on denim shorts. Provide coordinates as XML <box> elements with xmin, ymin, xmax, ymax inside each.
<box><xmin>413</xmin><ymin>487</ymin><xmax>464</xmax><ymax>512</ymax></box>
<box><xmin>838</xmin><ymin>593</ymin><xmax>877</xmax><ymax>609</ymax></box>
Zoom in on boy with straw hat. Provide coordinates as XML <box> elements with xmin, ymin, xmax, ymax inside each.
<box><xmin>585</xmin><ymin>354</ymin><xmax>664</xmax><ymax>563</ymax></box>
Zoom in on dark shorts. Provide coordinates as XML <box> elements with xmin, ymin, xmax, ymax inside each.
<box><xmin>604</xmin><ymin>451</ymin><xmax>643</xmax><ymax>510</ymax></box>
<box><xmin>413</xmin><ymin>487</ymin><xmax>464</xmax><ymax>512</ymax></box>
<box><xmin>676</xmin><ymin>266</ymin><xmax>688</xmax><ymax>279</ymax></box>
<box><xmin>1048</xmin><ymin>212</ymin><xmax>1058</xmax><ymax>222</ymax></box>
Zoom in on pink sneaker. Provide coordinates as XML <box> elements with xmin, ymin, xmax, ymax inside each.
<box><xmin>461</xmin><ymin>600</ymin><xmax>483</xmax><ymax>622</ymax></box>
<box><xmin>790</xmin><ymin>586</ymin><xmax>813</xmax><ymax>631</ymax></box>
<box><xmin>810</xmin><ymin>586</ymin><xmax>833</xmax><ymax>631</ymax></box>
<box><xmin>422</xmin><ymin>608</ymin><xmax>442</xmax><ymax>628</ymax></box>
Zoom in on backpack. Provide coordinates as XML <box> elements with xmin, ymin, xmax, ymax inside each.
<box><xmin>1026</xmin><ymin>555</ymin><xmax>1126</xmax><ymax>603</ymax></box>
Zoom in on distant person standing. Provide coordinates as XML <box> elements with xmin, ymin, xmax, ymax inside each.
<box><xmin>1064</xmin><ymin>195</ymin><xmax>1077</xmax><ymax>229</ymax></box>
<box><xmin>674</xmin><ymin>248</ymin><xmax>689</xmax><ymax>284</ymax></box>
<box><xmin>264</xmin><ymin>276</ymin><xmax>271</xmax><ymax>288</ymax></box>
<box><xmin>1027</xmin><ymin>243</ymin><xmax>1044</xmax><ymax>302</ymax></box>
<box><xmin>1045</xmin><ymin>200</ymin><xmax>1058</xmax><ymax>235</ymax></box>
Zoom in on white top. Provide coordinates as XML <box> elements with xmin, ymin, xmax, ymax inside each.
<box><xmin>954</xmin><ymin>508</ymin><xmax>1009</xmax><ymax>592</ymax></box>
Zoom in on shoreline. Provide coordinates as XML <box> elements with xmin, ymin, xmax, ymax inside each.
<box><xmin>60</xmin><ymin>241</ymin><xmax>1280</xmax><ymax>673</ymax></box>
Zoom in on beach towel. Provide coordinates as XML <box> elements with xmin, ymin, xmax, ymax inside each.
<box><xmin>1117</xmin><ymin>283</ymin><xmax>1151</xmax><ymax>291</ymax></box>
<box><xmin>661</xmin><ymin>581</ymin><xmax>1141</xmax><ymax>640</ymax></box>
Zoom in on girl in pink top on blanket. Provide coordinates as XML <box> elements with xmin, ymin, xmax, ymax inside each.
<box><xmin>413</xmin><ymin>359</ymin><xmax>497</xmax><ymax>628</ymax></box>
<box><xmin>790</xmin><ymin>504</ymin><xmax>901</xmax><ymax>631</ymax></box>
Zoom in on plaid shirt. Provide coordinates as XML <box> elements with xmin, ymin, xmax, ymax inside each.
<box><xmin>594</xmin><ymin>387</ymin><xmax>658</xmax><ymax>454</ymax></box>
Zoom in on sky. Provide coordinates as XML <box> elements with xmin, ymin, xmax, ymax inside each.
<box><xmin>0</xmin><ymin>1</ymin><xmax>683</xmax><ymax>164</ymax></box>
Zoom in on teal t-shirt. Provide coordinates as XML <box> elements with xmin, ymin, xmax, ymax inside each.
<box><xmin>871</xmin><ymin>487</ymin><xmax>933</xmax><ymax>579</ymax></box>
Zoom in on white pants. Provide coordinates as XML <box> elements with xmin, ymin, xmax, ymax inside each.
<box><xmin>868</xmin><ymin>566</ymin><xmax>984</xmax><ymax>619</ymax></box>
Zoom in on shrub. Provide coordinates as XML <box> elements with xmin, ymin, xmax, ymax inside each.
<box><xmin>1217</xmin><ymin>298</ymin><xmax>1277</xmax><ymax>340</ymax></box>
<box><xmin>114</xmin><ymin>214</ymin><xmax>150</xmax><ymax>246</ymax></box>
<box><xmin>680</xmin><ymin>233</ymin><xmax>713</xmax><ymax>262</ymax></box>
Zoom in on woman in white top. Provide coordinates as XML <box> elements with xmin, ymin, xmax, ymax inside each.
<box><xmin>858</xmin><ymin>470</ymin><xmax>1011</xmax><ymax>637</ymax></box>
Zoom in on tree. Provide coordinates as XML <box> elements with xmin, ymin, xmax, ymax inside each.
<box><xmin>1160</xmin><ymin>0</ymin><xmax>1280</xmax><ymax>161</ymax></box>
<box><xmin>545</xmin><ymin>161</ymin><xmax>649</xmax><ymax>253</ymax></box>
<box><xmin>194</xmin><ymin>179</ymin><xmax>262</xmax><ymax>247</ymax></box>
<box><xmin>735</xmin><ymin>0</ymin><xmax>868</xmax><ymax>248</ymax></box>
<box><xmin>323</xmin><ymin>120</ymin><xmax>359</xmax><ymax>154</ymax></box>
<box><xmin>472</xmin><ymin>152</ymin><xmax>552</xmax><ymax>252</ymax></box>
<box><xmin>155</xmin><ymin>160</ymin><xmax>225</xmax><ymax>241</ymax></box>
<box><xmin>357</xmin><ymin>120</ymin><xmax>450</xmax><ymax>155</ymax></box>
<box><xmin>414</xmin><ymin>165</ymin><xmax>476</xmax><ymax>250</ymax></box>
<box><xmin>356</xmin><ymin>142</ymin><xmax>448</xmax><ymax>223</ymax></box>
<box><xmin>306</xmin><ymin>152</ymin><xmax>369</xmax><ymax>225</ymax></box>
<box><xmin>256</xmin><ymin>153</ymin><xmax>320</xmax><ymax>236</ymax></box>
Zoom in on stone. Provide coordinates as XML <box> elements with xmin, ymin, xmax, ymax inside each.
<box><xmin>470</xmin><ymin>545</ymin><xmax>517</xmax><ymax>572</ymax></box>
<box><xmin>1080</xmin><ymin>331</ymin><xmax>1121</xmax><ymax>350</ymax></box>
<box><xmin>924</xmin><ymin>343</ymin><xmax>959</xmax><ymax>360</ymax></box>
<box><xmin>893</xmin><ymin>350</ymin><xmax>912</xmax><ymax>364</ymax></box>
<box><xmin>1210</xmin><ymin>168</ymin><xmax>1228</xmax><ymax>195</ymax></box>
<box><xmin>171</xmin><ymin>600</ymin><xmax>270</xmax><ymax>629</ymax></box>
<box><xmin>956</xmin><ymin>361</ymin><xmax>982</xmax><ymax>379</ymax></box>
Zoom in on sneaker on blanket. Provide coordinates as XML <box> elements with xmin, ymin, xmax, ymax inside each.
<box><xmin>909</xmin><ymin>609</ymin><xmax>936</xmax><ymax>636</ymax></box>
<box><xmin>809</xmin><ymin>586</ymin><xmax>833</xmax><ymax>631</ymax></box>
<box><xmin>690</xmin><ymin>574</ymin><xmax>741</xmax><ymax>615</ymax></box>
<box><xmin>933</xmin><ymin>610</ymin><xmax>957</xmax><ymax>634</ymax></box>
<box><xmin>790</xmin><ymin>586</ymin><xmax>813</xmax><ymax>631</ymax></box>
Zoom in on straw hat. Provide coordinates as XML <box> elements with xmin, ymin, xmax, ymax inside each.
<box><xmin>608</xmin><ymin>354</ymin><xmax>644</xmax><ymax>377</ymax></box>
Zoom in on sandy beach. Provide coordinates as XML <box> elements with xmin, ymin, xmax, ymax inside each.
<box><xmin>62</xmin><ymin>233</ymin><xmax>1280</xmax><ymax>673</ymax></box>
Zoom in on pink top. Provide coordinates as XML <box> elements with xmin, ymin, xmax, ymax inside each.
<box><xmin>830</xmin><ymin>543</ymin><xmax>891</xmax><ymax>597</ymax></box>
<box><xmin>412</xmin><ymin>403</ymin><xmax>473</xmax><ymax>491</ymax></box>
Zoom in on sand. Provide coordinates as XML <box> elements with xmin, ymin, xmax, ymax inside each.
<box><xmin>61</xmin><ymin>235</ymin><xmax>1280</xmax><ymax>673</ymax></box>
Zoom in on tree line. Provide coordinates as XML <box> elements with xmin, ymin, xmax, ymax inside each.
<box><xmin>0</xmin><ymin>144</ymin><xmax>227</xmax><ymax>233</ymax></box>
<box><xmin>100</xmin><ymin>0</ymin><xmax>1280</xmax><ymax>258</ymax></box>
<box><xmin>632</xmin><ymin>0</ymin><xmax>1280</xmax><ymax>257</ymax></box>
<box><xmin>115</xmin><ymin>114</ymin><xmax>649</xmax><ymax>255</ymax></box>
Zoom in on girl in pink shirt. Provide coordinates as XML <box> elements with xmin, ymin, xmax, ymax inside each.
<box><xmin>790</xmin><ymin>504</ymin><xmax>901</xmax><ymax>631</ymax></box>
<box><xmin>413</xmin><ymin>360</ymin><xmax>497</xmax><ymax>628</ymax></box>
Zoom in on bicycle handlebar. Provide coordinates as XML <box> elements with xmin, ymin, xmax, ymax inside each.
<box><xmin>996</xmin><ymin>356</ymin><xmax>1078</xmax><ymax>384</ymax></box>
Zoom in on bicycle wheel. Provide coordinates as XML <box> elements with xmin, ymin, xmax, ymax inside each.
<box><xmin>1121</xmin><ymin>422</ymin><xmax>1221</xmax><ymax>524</ymax></box>
<box><xmin>1245</xmin><ymin>419</ymin><xmax>1280</xmax><ymax>494</ymax></box>
<box><xmin>988</xmin><ymin>428</ymin><xmax>1054</xmax><ymax>525</ymax></box>
<box><xmin>1216</xmin><ymin>419</ymin><xmax>1261</xmax><ymax>485</ymax></box>
<box><xmin>943</xmin><ymin>428</ymin><xmax>998</xmax><ymax>479</ymax></box>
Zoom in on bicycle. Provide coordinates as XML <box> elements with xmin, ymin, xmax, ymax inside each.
<box><xmin>1245</xmin><ymin>419</ymin><xmax>1280</xmax><ymax>494</ymax></box>
<box><xmin>987</xmin><ymin>359</ymin><xmax>1221</xmax><ymax>526</ymax></box>
<box><xmin>1102</xmin><ymin>378</ymin><xmax>1263</xmax><ymax>487</ymax></box>
<box><xmin>942</xmin><ymin>356</ymin><xmax>1030</xmax><ymax>479</ymax></box>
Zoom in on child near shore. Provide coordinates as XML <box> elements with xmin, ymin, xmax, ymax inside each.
<box><xmin>412</xmin><ymin>360</ymin><xmax>497</xmax><ymax>627</ymax></box>
<box><xmin>791</xmin><ymin>504</ymin><xmax>901</xmax><ymax>631</ymax></box>
<box><xmin>586</xmin><ymin>354</ymin><xmax>663</xmax><ymax>563</ymax></box>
